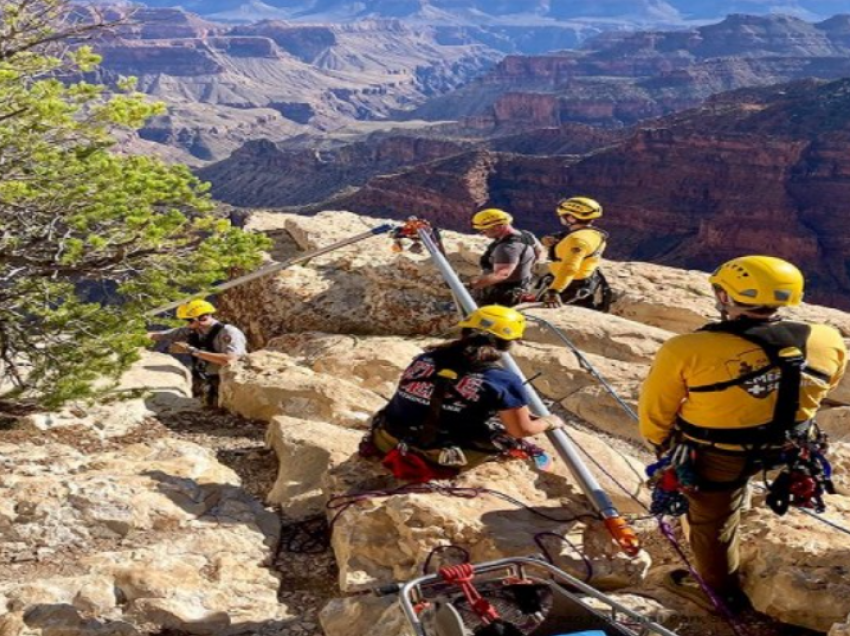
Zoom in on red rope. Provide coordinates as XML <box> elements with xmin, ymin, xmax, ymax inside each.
<box><xmin>439</xmin><ymin>564</ymin><xmax>500</xmax><ymax>624</ymax></box>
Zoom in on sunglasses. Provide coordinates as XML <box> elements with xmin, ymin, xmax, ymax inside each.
<box><xmin>184</xmin><ymin>314</ymin><xmax>210</xmax><ymax>324</ymax></box>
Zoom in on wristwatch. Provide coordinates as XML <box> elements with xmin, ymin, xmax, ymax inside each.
<box><xmin>188</xmin><ymin>347</ymin><xmax>199</xmax><ymax>356</ymax></box>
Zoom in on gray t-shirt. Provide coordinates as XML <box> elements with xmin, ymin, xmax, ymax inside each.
<box><xmin>487</xmin><ymin>231</ymin><xmax>542</xmax><ymax>284</ymax></box>
<box><xmin>158</xmin><ymin>322</ymin><xmax>247</xmax><ymax>376</ymax></box>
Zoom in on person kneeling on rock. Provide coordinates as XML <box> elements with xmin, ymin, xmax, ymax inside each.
<box><xmin>364</xmin><ymin>305</ymin><xmax>563</xmax><ymax>482</ymax></box>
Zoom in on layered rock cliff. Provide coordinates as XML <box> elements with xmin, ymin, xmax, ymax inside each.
<box><xmin>409</xmin><ymin>14</ymin><xmax>850</xmax><ymax>129</ymax></box>
<box><xmin>253</xmin><ymin>77</ymin><xmax>850</xmax><ymax>309</ymax></box>
<box><xmin>88</xmin><ymin>11</ymin><xmax>501</xmax><ymax>161</ymax></box>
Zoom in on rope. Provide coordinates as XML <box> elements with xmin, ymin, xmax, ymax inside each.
<box><xmin>656</xmin><ymin>519</ymin><xmax>751</xmax><ymax>636</ymax></box>
<box><xmin>423</xmin><ymin>544</ymin><xmax>471</xmax><ymax>575</ymax></box>
<box><xmin>533</xmin><ymin>531</ymin><xmax>594</xmax><ymax>583</ymax></box>
<box><xmin>326</xmin><ymin>482</ymin><xmax>600</xmax><ymax>529</ymax></box>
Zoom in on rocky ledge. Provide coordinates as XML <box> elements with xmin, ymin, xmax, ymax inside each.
<box><xmin>4</xmin><ymin>211</ymin><xmax>850</xmax><ymax>636</ymax></box>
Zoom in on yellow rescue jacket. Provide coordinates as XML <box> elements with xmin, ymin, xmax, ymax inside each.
<box><xmin>547</xmin><ymin>227</ymin><xmax>607</xmax><ymax>292</ymax></box>
<box><xmin>639</xmin><ymin>319</ymin><xmax>847</xmax><ymax>449</ymax></box>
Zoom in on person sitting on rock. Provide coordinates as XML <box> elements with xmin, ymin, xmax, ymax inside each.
<box><xmin>367</xmin><ymin>305</ymin><xmax>562</xmax><ymax>482</ymax></box>
<box><xmin>540</xmin><ymin>196</ymin><xmax>612</xmax><ymax>311</ymax></box>
<box><xmin>468</xmin><ymin>208</ymin><xmax>542</xmax><ymax>307</ymax></box>
<box><xmin>147</xmin><ymin>299</ymin><xmax>247</xmax><ymax>408</ymax></box>
<box><xmin>638</xmin><ymin>256</ymin><xmax>847</xmax><ymax>612</ymax></box>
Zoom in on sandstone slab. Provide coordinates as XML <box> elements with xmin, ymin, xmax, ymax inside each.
<box><xmin>19</xmin><ymin>351</ymin><xmax>194</xmax><ymax>439</ymax></box>
<box><xmin>220</xmin><ymin>349</ymin><xmax>385</xmax><ymax>428</ymax></box>
<box><xmin>740</xmin><ymin>498</ymin><xmax>850</xmax><ymax>632</ymax></box>
<box><xmin>265</xmin><ymin>416</ymin><xmax>362</xmax><ymax>515</ymax></box>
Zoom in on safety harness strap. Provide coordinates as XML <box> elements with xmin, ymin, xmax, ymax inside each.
<box><xmin>188</xmin><ymin>322</ymin><xmax>226</xmax><ymax>378</ymax></box>
<box><xmin>480</xmin><ymin>230</ymin><xmax>537</xmax><ymax>274</ymax></box>
<box><xmin>547</xmin><ymin>227</ymin><xmax>608</xmax><ymax>262</ymax></box>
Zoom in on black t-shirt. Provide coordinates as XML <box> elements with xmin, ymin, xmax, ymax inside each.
<box><xmin>382</xmin><ymin>353</ymin><xmax>529</xmax><ymax>448</ymax></box>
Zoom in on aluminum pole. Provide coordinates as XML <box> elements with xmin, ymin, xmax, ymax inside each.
<box><xmin>417</xmin><ymin>227</ymin><xmax>640</xmax><ymax>555</ymax></box>
<box><xmin>146</xmin><ymin>223</ymin><xmax>395</xmax><ymax>317</ymax></box>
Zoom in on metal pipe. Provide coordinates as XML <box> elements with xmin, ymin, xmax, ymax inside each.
<box><xmin>146</xmin><ymin>223</ymin><xmax>395</xmax><ymax>317</ymax></box>
<box><xmin>417</xmin><ymin>227</ymin><xmax>640</xmax><ymax>556</ymax></box>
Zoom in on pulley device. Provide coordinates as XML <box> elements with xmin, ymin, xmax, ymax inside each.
<box><xmin>402</xmin><ymin>218</ymin><xmax>641</xmax><ymax>557</ymax></box>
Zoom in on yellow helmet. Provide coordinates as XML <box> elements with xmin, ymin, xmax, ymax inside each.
<box><xmin>556</xmin><ymin>197</ymin><xmax>602</xmax><ymax>221</ymax></box>
<box><xmin>471</xmin><ymin>208</ymin><xmax>513</xmax><ymax>230</ymax></box>
<box><xmin>176</xmin><ymin>299</ymin><xmax>217</xmax><ymax>320</ymax></box>
<box><xmin>709</xmin><ymin>256</ymin><xmax>804</xmax><ymax>307</ymax></box>
<box><xmin>458</xmin><ymin>305</ymin><xmax>526</xmax><ymax>341</ymax></box>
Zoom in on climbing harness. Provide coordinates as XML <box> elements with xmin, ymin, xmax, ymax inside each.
<box><xmin>477</xmin><ymin>229</ymin><xmax>540</xmax><ymax>307</ymax></box>
<box><xmin>378</xmin><ymin>556</ymin><xmax>680</xmax><ymax>636</ymax></box>
<box><xmin>644</xmin><ymin>445</ymin><xmax>698</xmax><ymax>517</ymax></box>
<box><xmin>412</xmin><ymin>219</ymin><xmax>641</xmax><ymax>557</ymax></box>
<box><xmin>765</xmin><ymin>426</ymin><xmax>835</xmax><ymax>515</ymax></box>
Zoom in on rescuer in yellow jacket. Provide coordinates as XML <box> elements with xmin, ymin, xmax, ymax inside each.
<box><xmin>639</xmin><ymin>255</ymin><xmax>847</xmax><ymax>612</ymax></box>
<box><xmin>541</xmin><ymin>196</ymin><xmax>612</xmax><ymax>311</ymax></box>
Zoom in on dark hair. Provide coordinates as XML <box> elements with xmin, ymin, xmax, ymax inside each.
<box><xmin>426</xmin><ymin>330</ymin><xmax>511</xmax><ymax>371</ymax></box>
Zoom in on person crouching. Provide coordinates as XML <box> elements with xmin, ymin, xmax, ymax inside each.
<box><xmin>368</xmin><ymin>305</ymin><xmax>562</xmax><ymax>482</ymax></box>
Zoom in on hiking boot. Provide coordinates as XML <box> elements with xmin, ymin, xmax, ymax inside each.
<box><xmin>662</xmin><ymin>569</ymin><xmax>751</xmax><ymax>614</ymax></box>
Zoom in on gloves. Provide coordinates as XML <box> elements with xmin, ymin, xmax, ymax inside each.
<box><xmin>542</xmin><ymin>290</ymin><xmax>563</xmax><ymax>308</ymax></box>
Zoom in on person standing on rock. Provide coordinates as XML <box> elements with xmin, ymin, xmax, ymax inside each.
<box><xmin>366</xmin><ymin>305</ymin><xmax>563</xmax><ymax>481</ymax></box>
<box><xmin>638</xmin><ymin>255</ymin><xmax>847</xmax><ymax>612</ymax></box>
<box><xmin>147</xmin><ymin>299</ymin><xmax>248</xmax><ymax>408</ymax></box>
<box><xmin>468</xmin><ymin>208</ymin><xmax>543</xmax><ymax>307</ymax></box>
<box><xmin>540</xmin><ymin>196</ymin><xmax>612</xmax><ymax>311</ymax></box>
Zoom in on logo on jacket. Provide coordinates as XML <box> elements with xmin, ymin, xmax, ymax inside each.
<box><xmin>727</xmin><ymin>360</ymin><xmax>778</xmax><ymax>399</ymax></box>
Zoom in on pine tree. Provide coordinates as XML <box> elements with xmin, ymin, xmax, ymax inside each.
<box><xmin>0</xmin><ymin>1</ymin><xmax>269</xmax><ymax>407</ymax></box>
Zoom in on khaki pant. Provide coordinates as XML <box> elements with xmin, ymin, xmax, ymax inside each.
<box><xmin>684</xmin><ymin>448</ymin><xmax>760</xmax><ymax>596</ymax></box>
<box><xmin>372</xmin><ymin>427</ymin><xmax>495</xmax><ymax>472</ymax></box>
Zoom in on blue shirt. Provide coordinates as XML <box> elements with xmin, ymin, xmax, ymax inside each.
<box><xmin>382</xmin><ymin>353</ymin><xmax>529</xmax><ymax>449</ymax></box>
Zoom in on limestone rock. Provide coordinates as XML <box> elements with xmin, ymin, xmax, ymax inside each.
<box><xmin>0</xmin><ymin>437</ymin><xmax>285</xmax><ymax>636</ymax></box>
<box><xmin>19</xmin><ymin>351</ymin><xmax>193</xmax><ymax>439</ymax></box>
<box><xmin>817</xmin><ymin>407</ymin><xmax>850</xmax><ymax>442</ymax></box>
<box><xmin>265</xmin><ymin>416</ymin><xmax>362</xmax><ymax>514</ymax></box>
<box><xmin>220</xmin><ymin>349</ymin><xmax>385</xmax><ymax>428</ymax></box>
<box><xmin>740</xmin><ymin>498</ymin><xmax>850</xmax><ymax>631</ymax></box>
<box><xmin>220</xmin><ymin>211</ymin><xmax>482</xmax><ymax>345</ymax></box>
<box><xmin>266</xmin><ymin>332</ymin><xmax>425</xmax><ymax>397</ymax></box>
<box><xmin>326</xmin><ymin>455</ymin><xmax>650</xmax><ymax>594</ymax></box>
<box><xmin>831</xmin><ymin>615</ymin><xmax>850</xmax><ymax>636</ymax></box>
<box><xmin>512</xmin><ymin>342</ymin><xmax>644</xmax><ymax>441</ymax></box>
<box><xmin>522</xmin><ymin>306</ymin><xmax>674</xmax><ymax>363</ymax></box>
<box><xmin>320</xmin><ymin>596</ymin><xmax>413</xmax><ymax>636</ymax></box>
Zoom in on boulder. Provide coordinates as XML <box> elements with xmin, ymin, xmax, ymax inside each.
<box><xmin>266</xmin><ymin>332</ymin><xmax>425</xmax><ymax>397</ymax></box>
<box><xmin>740</xmin><ymin>498</ymin><xmax>850</xmax><ymax>632</ymax></box>
<box><xmin>19</xmin><ymin>351</ymin><xmax>194</xmax><ymax>438</ymax></box>
<box><xmin>220</xmin><ymin>211</ymin><xmax>485</xmax><ymax>345</ymax></box>
<box><xmin>816</xmin><ymin>407</ymin><xmax>850</xmax><ymax>442</ymax></box>
<box><xmin>326</xmin><ymin>453</ymin><xmax>650</xmax><ymax>594</ymax></box>
<box><xmin>0</xmin><ymin>438</ymin><xmax>285</xmax><ymax>635</ymax></box>
<box><xmin>522</xmin><ymin>306</ymin><xmax>673</xmax><ymax>363</ymax></box>
<box><xmin>831</xmin><ymin>615</ymin><xmax>850</xmax><ymax>636</ymax></box>
<box><xmin>265</xmin><ymin>416</ymin><xmax>362</xmax><ymax>514</ymax></box>
<box><xmin>320</xmin><ymin>596</ymin><xmax>412</xmax><ymax>636</ymax></box>
<box><xmin>512</xmin><ymin>342</ymin><xmax>644</xmax><ymax>441</ymax></box>
<box><xmin>220</xmin><ymin>349</ymin><xmax>385</xmax><ymax>428</ymax></box>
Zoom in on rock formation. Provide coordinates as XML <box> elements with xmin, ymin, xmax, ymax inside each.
<box><xmin>254</xmin><ymin>75</ymin><xmax>850</xmax><ymax>309</ymax></box>
<box><xmin>215</xmin><ymin>211</ymin><xmax>850</xmax><ymax>634</ymax></box>
<box><xmin>88</xmin><ymin>10</ymin><xmax>501</xmax><ymax>162</ymax></box>
<box><xmin>6</xmin><ymin>209</ymin><xmax>850</xmax><ymax>636</ymax></box>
